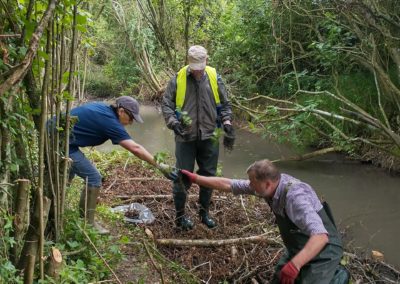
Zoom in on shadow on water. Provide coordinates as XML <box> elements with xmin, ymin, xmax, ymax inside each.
<box><xmin>96</xmin><ymin>105</ymin><xmax>400</xmax><ymax>268</ymax></box>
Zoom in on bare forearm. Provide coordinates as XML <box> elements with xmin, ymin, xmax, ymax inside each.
<box><xmin>291</xmin><ymin>234</ymin><xmax>328</xmax><ymax>270</ymax></box>
<box><xmin>120</xmin><ymin>139</ymin><xmax>156</xmax><ymax>166</ymax></box>
<box><xmin>195</xmin><ymin>175</ymin><xmax>232</xmax><ymax>192</ymax></box>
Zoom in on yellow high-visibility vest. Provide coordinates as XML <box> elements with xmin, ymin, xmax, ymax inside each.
<box><xmin>176</xmin><ymin>65</ymin><xmax>220</xmax><ymax>109</ymax></box>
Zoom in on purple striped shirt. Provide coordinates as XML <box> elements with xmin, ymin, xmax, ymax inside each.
<box><xmin>231</xmin><ymin>173</ymin><xmax>327</xmax><ymax>236</ymax></box>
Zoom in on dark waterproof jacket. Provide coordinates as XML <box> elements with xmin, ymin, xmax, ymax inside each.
<box><xmin>162</xmin><ymin>67</ymin><xmax>233</xmax><ymax>142</ymax></box>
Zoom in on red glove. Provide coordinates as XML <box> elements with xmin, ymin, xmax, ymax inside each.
<box><xmin>180</xmin><ymin>169</ymin><xmax>198</xmax><ymax>183</ymax></box>
<box><xmin>280</xmin><ymin>261</ymin><xmax>299</xmax><ymax>284</ymax></box>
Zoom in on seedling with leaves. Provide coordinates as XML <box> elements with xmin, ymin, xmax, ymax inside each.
<box><xmin>176</xmin><ymin>107</ymin><xmax>192</xmax><ymax>127</ymax></box>
<box><xmin>211</xmin><ymin>128</ymin><xmax>223</xmax><ymax>146</ymax></box>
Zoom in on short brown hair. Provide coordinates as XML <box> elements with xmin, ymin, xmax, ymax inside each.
<box><xmin>246</xmin><ymin>159</ymin><xmax>280</xmax><ymax>182</ymax></box>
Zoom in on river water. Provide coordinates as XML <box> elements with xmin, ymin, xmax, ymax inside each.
<box><xmin>97</xmin><ymin>105</ymin><xmax>400</xmax><ymax>267</ymax></box>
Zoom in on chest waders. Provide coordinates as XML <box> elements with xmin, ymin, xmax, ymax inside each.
<box><xmin>272</xmin><ymin>183</ymin><xmax>345</xmax><ymax>284</ymax></box>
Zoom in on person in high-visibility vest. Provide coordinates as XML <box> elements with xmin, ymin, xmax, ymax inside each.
<box><xmin>162</xmin><ymin>45</ymin><xmax>235</xmax><ymax>230</ymax></box>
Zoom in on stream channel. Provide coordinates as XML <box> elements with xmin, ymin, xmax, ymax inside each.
<box><xmin>96</xmin><ymin>105</ymin><xmax>400</xmax><ymax>268</ymax></box>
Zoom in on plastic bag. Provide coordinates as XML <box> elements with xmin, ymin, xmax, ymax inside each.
<box><xmin>111</xmin><ymin>202</ymin><xmax>155</xmax><ymax>224</ymax></box>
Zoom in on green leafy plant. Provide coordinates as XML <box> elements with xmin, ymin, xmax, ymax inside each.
<box><xmin>180</xmin><ymin>111</ymin><xmax>192</xmax><ymax>127</ymax></box>
<box><xmin>211</xmin><ymin>128</ymin><xmax>224</xmax><ymax>146</ymax></box>
<box><xmin>175</xmin><ymin>107</ymin><xmax>192</xmax><ymax>129</ymax></box>
<box><xmin>154</xmin><ymin>152</ymin><xmax>169</xmax><ymax>164</ymax></box>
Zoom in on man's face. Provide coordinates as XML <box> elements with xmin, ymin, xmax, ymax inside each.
<box><xmin>191</xmin><ymin>69</ymin><xmax>205</xmax><ymax>81</ymax></box>
<box><xmin>248</xmin><ymin>172</ymin><xmax>274</xmax><ymax>198</ymax></box>
<box><xmin>118</xmin><ymin>107</ymin><xmax>134</xmax><ymax>126</ymax></box>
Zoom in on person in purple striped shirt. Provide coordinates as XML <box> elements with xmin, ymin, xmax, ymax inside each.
<box><xmin>181</xmin><ymin>159</ymin><xmax>349</xmax><ymax>284</ymax></box>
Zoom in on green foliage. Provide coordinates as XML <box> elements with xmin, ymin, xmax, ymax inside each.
<box><xmin>154</xmin><ymin>152</ymin><xmax>168</xmax><ymax>164</ymax></box>
<box><xmin>86</xmin><ymin>68</ymin><xmax>120</xmax><ymax>98</ymax></box>
<box><xmin>176</xmin><ymin>107</ymin><xmax>192</xmax><ymax>127</ymax></box>
<box><xmin>211</xmin><ymin>127</ymin><xmax>223</xmax><ymax>146</ymax></box>
<box><xmin>50</xmin><ymin>210</ymin><xmax>124</xmax><ymax>283</ymax></box>
<box><xmin>0</xmin><ymin>260</ymin><xmax>22</xmax><ymax>284</ymax></box>
<box><xmin>0</xmin><ymin>211</ymin><xmax>22</xmax><ymax>284</ymax></box>
<box><xmin>210</xmin><ymin>0</ymin><xmax>275</xmax><ymax>95</ymax></box>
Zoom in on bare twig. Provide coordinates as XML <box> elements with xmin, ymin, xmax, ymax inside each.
<box><xmin>78</xmin><ymin>225</ymin><xmax>122</xmax><ymax>284</ymax></box>
<box><xmin>0</xmin><ymin>34</ymin><xmax>21</xmax><ymax>38</ymax></box>
<box><xmin>143</xmin><ymin>241</ymin><xmax>165</xmax><ymax>284</ymax></box>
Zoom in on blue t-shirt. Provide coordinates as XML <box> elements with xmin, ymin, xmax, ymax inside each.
<box><xmin>69</xmin><ymin>102</ymin><xmax>131</xmax><ymax>153</ymax></box>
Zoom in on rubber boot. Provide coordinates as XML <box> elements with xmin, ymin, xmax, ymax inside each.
<box><xmin>79</xmin><ymin>186</ymin><xmax>109</xmax><ymax>235</ymax></box>
<box><xmin>173</xmin><ymin>191</ymin><xmax>193</xmax><ymax>230</ymax></box>
<box><xmin>199</xmin><ymin>188</ymin><xmax>217</xmax><ymax>229</ymax></box>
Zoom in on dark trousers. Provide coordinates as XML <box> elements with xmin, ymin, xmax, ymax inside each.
<box><xmin>173</xmin><ymin>139</ymin><xmax>219</xmax><ymax>213</ymax></box>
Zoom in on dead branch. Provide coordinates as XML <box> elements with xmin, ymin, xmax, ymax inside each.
<box><xmin>143</xmin><ymin>241</ymin><xmax>165</xmax><ymax>284</ymax></box>
<box><xmin>0</xmin><ymin>34</ymin><xmax>21</xmax><ymax>38</ymax></box>
<box><xmin>272</xmin><ymin>147</ymin><xmax>341</xmax><ymax>163</ymax></box>
<box><xmin>112</xmin><ymin>194</ymin><xmax>228</xmax><ymax>206</ymax></box>
<box><xmin>78</xmin><ymin>225</ymin><xmax>122</xmax><ymax>284</ymax></box>
<box><xmin>63</xmin><ymin>247</ymin><xmax>86</xmax><ymax>256</ymax></box>
<box><xmin>156</xmin><ymin>233</ymin><xmax>280</xmax><ymax>247</ymax></box>
<box><xmin>125</xmin><ymin>177</ymin><xmax>166</xmax><ymax>181</ymax></box>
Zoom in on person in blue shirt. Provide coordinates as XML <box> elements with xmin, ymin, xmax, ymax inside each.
<box><xmin>68</xmin><ymin>96</ymin><xmax>176</xmax><ymax>234</ymax></box>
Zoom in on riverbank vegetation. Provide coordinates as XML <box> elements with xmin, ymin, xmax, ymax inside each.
<box><xmin>1</xmin><ymin>0</ymin><xmax>400</xmax><ymax>283</ymax></box>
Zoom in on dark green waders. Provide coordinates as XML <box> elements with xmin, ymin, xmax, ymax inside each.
<box><xmin>271</xmin><ymin>188</ymin><xmax>346</xmax><ymax>284</ymax></box>
<box><xmin>79</xmin><ymin>186</ymin><xmax>109</xmax><ymax>235</ymax></box>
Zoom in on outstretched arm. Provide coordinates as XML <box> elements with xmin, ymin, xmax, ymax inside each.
<box><xmin>120</xmin><ymin>139</ymin><xmax>157</xmax><ymax>166</ymax></box>
<box><xmin>120</xmin><ymin>139</ymin><xmax>177</xmax><ymax>181</ymax></box>
<box><xmin>181</xmin><ymin>170</ymin><xmax>232</xmax><ymax>192</ymax></box>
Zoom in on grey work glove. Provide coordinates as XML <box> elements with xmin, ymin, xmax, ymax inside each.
<box><xmin>157</xmin><ymin>163</ymin><xmax>179</xmax><ymax>181</ymax></box>
<box><xmin>223</xmin><ymin>124</ymin><xmax>235</xmax><ymax>151</ymax></box>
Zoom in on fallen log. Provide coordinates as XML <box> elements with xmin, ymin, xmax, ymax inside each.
<box><xmin>155</xmin><ymin>233</ymin><xmax>280</xmax><ymax>247</ymax></box>
<box><xmin>272</xmin><ymin>147</ymin><xmax>341</xmax><ymax>163</ymax></box>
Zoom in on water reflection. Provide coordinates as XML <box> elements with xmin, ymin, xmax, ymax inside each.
<box><xmin>96</xmin><ymin>105</ymin><xmax>400</xmax><ymax>267</ymax></box>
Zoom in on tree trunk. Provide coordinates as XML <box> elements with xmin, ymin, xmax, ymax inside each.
<box><xmin>17</xmin><ymin>196</ymin><xmax>51</xmax><ymax>271</ymax></box>
<box><xmin>0</xmin><ymin>0</ymin><xmax>58</xmax><ymax>96</ymax></box>
<box><xmin>12</xmin><ymin>179</ymin><xmax>31</xmax><ymax>265</ymax></box>
<box><xmin>23</xmin><ymin>255</ymin><xmax>36</xmax><ymax>284</ymax></box>
<box><xmin>0</xmin><ymin>95</ymin><xmax>13</xmax><ymax>213</ymax></box>
<box><xmin>45</xmin><ymin>247</ymin><xmax>63</xmax><ymax>281</ymax></box>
